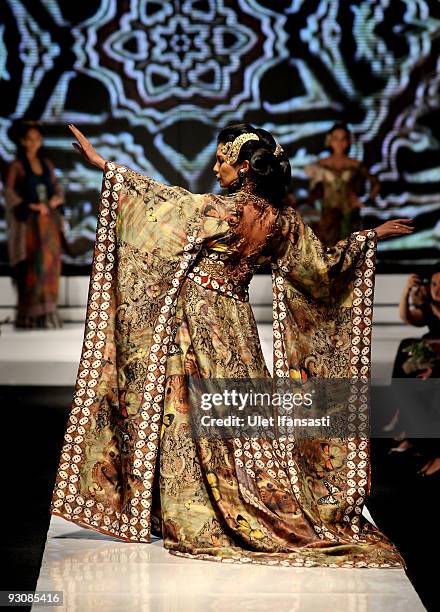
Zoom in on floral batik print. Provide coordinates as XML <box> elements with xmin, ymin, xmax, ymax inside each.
<box><xmin>51</xmin><ymin>162</ymin><xmax>404</xmax><ymax>568</ymax></box>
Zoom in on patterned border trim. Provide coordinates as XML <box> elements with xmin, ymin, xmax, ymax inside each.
<box><xmin>271</xmin><ymin>268</ymin><xmax>304</xmax><ymax>507</ymax></box>
<box><xmin>169</xmin><ymin>549</ymin><xmax>401</xmax><ymax>568</ymax></box>
<box><xmin>188</xmin><ymin>264</ymin><xmax>248</xmax><ymax>301</ymax></box>
<box><xmin>342</xmin><ymin>230</ymin><xmax>377</xmax><ymax>539</ymax></box>
<box><xmin>122</xmin><ymin>232</ymin><xmax>203</xmax><ymax>540</ymax></box>
<box><xmin>270</xmin><ymin>229</ymin><xmax>377</xmax><ymax>542</ymax></box>
<box><xmin>51</xmin><ymin>162</ymin><xmax>204</xmax><ymax>541</ymax></box>
<box><xmin>51</xmin><ymin>162</ymin><xmax>127</xmax><ymax>536</ymax></box>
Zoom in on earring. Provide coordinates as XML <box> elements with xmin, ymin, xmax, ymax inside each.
<box><xmin>238</xmin><ymin>168</ymin><xmax>247</xmax><ymax>181</ymax></box>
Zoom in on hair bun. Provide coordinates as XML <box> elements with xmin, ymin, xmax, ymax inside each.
<box><xmin>217</xmin><ymin>123</ymin><xmax>291</xmax><ymax>206</ymax></box>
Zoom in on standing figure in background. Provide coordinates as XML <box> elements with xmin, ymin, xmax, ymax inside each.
<box><xmin>386</xmin><ymin>267</ymin><xmax>440</xmax><ymax>473</ymax></box>
<box><xmin>5</xmin><ymin>123</ymin><xmax>65</xmax><ymax>328</ymax></box>
<box><xmin>399</xmin><ymin>269</ymin><xmax>440</xmax><ymax>344</ymax></box>
<box><xmin>305</xmin><ymin>123</ymin><xmax>380</xmax><ymax>246</ymax></box>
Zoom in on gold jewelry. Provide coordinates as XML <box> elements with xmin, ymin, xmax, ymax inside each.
<box><xmin>274</xmin><ymin>143</ymin><xmax>284</xmax><ymax>156</ymax></box>
<box><xmin>221</xmin><ymin>133</ymin><xmax>259</xmax><ymax>165</ymax></box>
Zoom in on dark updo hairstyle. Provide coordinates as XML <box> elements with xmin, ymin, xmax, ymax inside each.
<box><xmin>10</xmin><ymin>121</ymin><xmax>44</xmax><ymax>162</ymax></box>
<box><xmin>217</xmin><ymin>123</ymin><xmax>291</xmax><ymax>207</ymax></box>
<box><xmin>325</xmin><ymin>122</ymin><xmax>352</xmax><ymax>154</ymax></box>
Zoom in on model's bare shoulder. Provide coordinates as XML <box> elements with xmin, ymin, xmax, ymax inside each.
<box><xmin>8</xmin><ymin>159</ymin><xmax>24</xmax><ymax>172</ymax></box>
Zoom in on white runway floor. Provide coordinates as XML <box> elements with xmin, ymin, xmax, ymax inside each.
<box><xmin>0</xmin><ymin>322</ymin><xmax>425</xmax><ymax>610</ymax></box>
<box><xmin>0</xmin><ymin>322</ymin><xmax>413</xmax><ymax>385</ymax></box>
<box><xmin>34</xmin><ymin>515</ymin><xmax>424</xmax><ymax>611</ymax></box>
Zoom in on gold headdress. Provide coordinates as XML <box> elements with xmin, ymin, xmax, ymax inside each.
<box><xmin>220</xmin><ymin>133</ymin><xmax>259</xmax><ymax>165</ymax></box>
<box><xmin>274</xmin><ymin>143</ymin><xmax>284</xmax><ymax>156</ymax></box>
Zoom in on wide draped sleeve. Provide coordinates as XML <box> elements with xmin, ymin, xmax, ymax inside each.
<box><xmin>270</xmin><ymin>207</ymin><xmax>377</xmax><ymax>537</ymax></box>
<box><xmin>50</xmin><ymin>161</ymin><xmax>241</xmax><ymax>541</ymax></box>
<box><xmin>84</xmin><ymin>159</ymin><xmax>240</xmax><ymax>395</ymax></box>
<box><xmin>272</xmin><ymin>205</ymin><xmax>377</xmax><ymax>379</ymax></box>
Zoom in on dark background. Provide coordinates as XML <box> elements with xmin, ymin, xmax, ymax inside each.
<box><xmin>0</xmin><ymin>0</ymin><xmax>439</xmax><ymax>273</ymax></box>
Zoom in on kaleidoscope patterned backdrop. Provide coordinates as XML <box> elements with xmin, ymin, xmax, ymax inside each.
<box><xmin>0</xmin><ymin>0</ymin><xmax>439</xmax><ymax>269</ymax></box>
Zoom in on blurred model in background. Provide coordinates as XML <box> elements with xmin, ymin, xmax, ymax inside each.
<box><xmin>5</xmin><ymin>123</ymin><xmax>65</xmax><ymax>328</ymax></box>
<box><xmin>305</xmin><ymin>123</ymin><xmax>380</xmax><ymax>246</ymax></box>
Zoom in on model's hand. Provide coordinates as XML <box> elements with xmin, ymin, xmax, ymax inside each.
<box><xmin>29</xmin><ymin>202</ymin><xmax>49</xmax><ymax>216</ymax></box>
<box><xmin>49</xmin><ymin>195</ymin><xmax>64</xmax><ymax>209</ymax></box>
<box><xmin>374</xmin><ymin>218</ymin><xmax>414</xmax><ymax>240</ymax></box>
<box><xmin>68</xmin><ymin>124</ymin><xmax>106</xmax><ymax>170</ymax></box>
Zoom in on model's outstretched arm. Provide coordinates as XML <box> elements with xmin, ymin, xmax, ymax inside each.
<box><xmin>274</xmin><ymin>208</ymin><xmax>415</xmax><ymax>301</ymax></box>
<box><xmin>69</xmin><ymin>124</ymin><xmax>106</xmax><ymax>170</ymax></box>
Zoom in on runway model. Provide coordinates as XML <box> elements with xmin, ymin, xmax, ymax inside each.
<box><xmin>5</xmin><ymin>123</ymin><xmax>65</xmax><ymax>328</ymax></box>
<box><xmin>306</xmin><ymin>123</ymin><xmax>380</xmax><ymax>246</ymax></box>
<box><xmin>51</xmin><ymin>123</ymin><xmax>412</xmax><ymax>567</ymax></box>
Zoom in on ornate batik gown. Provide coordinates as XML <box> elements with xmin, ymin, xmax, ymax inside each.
<box><xmin>305</xmin><ymin>162</ymin><xmax>370</xmax><ymax>247</ymax></box>
<box><xmin>51</xmin><ymin>162</ymin><xmax>404</xmax><ymax>568</ymax></box>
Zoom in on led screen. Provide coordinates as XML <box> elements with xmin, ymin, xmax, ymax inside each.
<box><xmin>0</xmin><ymin>0</ymin><xmax>439</xmax><ymax>270</ymax></box>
